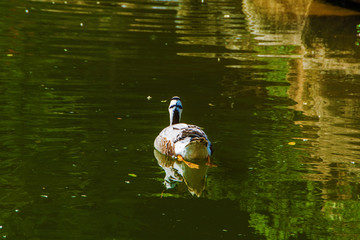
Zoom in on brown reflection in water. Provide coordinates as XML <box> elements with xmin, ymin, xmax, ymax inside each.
<box><xmin>154</xmin><ymin>149</ymin><xmax>209</xmax><ymax>197</ymax></box>
<box><xmin>243</xmin><ymin>0</ymin><xmax>312</xmax><ymax>47</ymax></box>
<box><xmin>292</xmin><ymin>5</ymin><xmax>360</xmax><ymax>200</ymax></box>
<box><xmin>243</xmin><ymin>0</ymin><xmax>360</xmax><ymax>232</ymax></box>
<box><xmin>244</xmin><ymin>0</ymin><xmax>360</xmax><ymax>201</ymax></box>
<box><xmin>175</xmin><ymin>0</ymin><xmax>251</xmax><ymax>59</ymax></box>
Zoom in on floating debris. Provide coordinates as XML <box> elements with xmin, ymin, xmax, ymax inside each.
<box><xmin>128</xmin><ymin>173</ymin><xmax>137</xmax><ymax>177</ymax></box>
<box><xmin>288</xmin><ymin>142</ymin><xmax>296</xmax><ymax>146</ymax></box>
<box><xmin>147</xmin><ymin>96</ymin><xmax>152</xmax><ymax>100</ymax></box>
<box><xmin>208</xmin><ymin>103</ymin><xmax>215</xmax><ymax>107</ymax></box>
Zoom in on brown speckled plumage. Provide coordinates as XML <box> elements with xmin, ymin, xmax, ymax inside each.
<box><xmin>154</xmin><ymin>136</ymin><xmax>176</xmax><ymax>156</ymax></box>
<box><xmin>154</xmin><ymin>97</ymin><xmax>213</xmax><ymax>160</ymax></box>
<box><xmin>173</xmin><ymin>125</ymin><xmax>207</xmax><ymax>144</ymax></box>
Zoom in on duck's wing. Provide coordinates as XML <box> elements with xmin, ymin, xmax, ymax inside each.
<box><xmin>180</xmin><ymin>124</ymin><xmax>213</xmax><ymax>156</ymax></box>
<box><xmin>154</xmin><ymin>124</ymin><xmax>184</xmax><ymax>156</ymax></box>
<box><xmin>173</xmin><ymin>124</ymin><xmax>209</xmax><ymax>143</ymax></box>
<box><xmin>154</xmin><ymin>123</ymin><xmax>212</xmax><ymax>156</ymax></box>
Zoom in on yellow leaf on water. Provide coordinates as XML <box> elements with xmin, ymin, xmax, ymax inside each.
<box><xmin>208</xmin><ymin>103</ymin><xmax>215</xmax><ymax>107</ymax></box>
<box><xmin>116</xmin><ymin>117</ymin><xmax>122</xmax><ymax>120</ymax></box>
<box><xmin>288</xmin><ymin>142</ymin><xmax>296</xmax><ymax>146</ymax></box>
<box><xmin>128</xmin><ymin>173</ymin><xmax>137</xmax><ymax>177</ymax></box>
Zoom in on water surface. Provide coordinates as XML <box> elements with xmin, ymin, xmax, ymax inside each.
<box><xmin>1</xmin><ymin>0</ymin><xmax>360</xmax><ymax>239</ymax></box>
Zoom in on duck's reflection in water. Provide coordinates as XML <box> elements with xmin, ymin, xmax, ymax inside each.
<box><xmin>154</xmin><ymin>149</ymin><xmax>209</xmax><ymax>197</ymax></box>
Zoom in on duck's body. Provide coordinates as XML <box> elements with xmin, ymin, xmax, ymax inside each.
<box><xmin>154</xmin><ymin>96</ymin><xmax>213</xmax><ymax>164</ymax></box>
<box><xmin>154</xmin><ymin>123</ymin><xmax>212</xmax><ymax>160</ymax></box>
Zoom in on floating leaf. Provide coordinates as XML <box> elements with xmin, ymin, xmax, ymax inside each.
<box><xmin>116</xmin><ymin>117</ymin><xmax>122</xmax><ymax>120</ymax></box>
<box><xmin>208</xmin><ymin>103</ymin><xmax>215</xmax><ymax>107</ymax></box>
<box><xmin>288</xmin><ymin>142</ymin><xmax>296</xmax><ymax>146</ymax></box>
<box><xmin>128</xmin><ymin>173</ymin><xmax>137</xmax><ymax>177</ymax></box>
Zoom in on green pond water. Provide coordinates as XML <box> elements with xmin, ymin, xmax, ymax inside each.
<box><xmin>1</xmin><ymin>0</ymin><xmax>360</xmax><ymax>239</ymax></box>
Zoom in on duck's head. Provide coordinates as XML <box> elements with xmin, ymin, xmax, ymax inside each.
<box><xmin>168</xmin><ymin>96</ymin><xmax>183</xmax><ymax>125</ymax></box>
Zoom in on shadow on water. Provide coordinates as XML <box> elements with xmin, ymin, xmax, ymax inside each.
<box><xmin>1</xmin><ymin>0</ymin><xmax>360</xmax><ymax>239</ymax></box>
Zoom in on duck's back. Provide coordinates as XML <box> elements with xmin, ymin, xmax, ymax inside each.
<box><xmin>154</xmin><ymin>123</ymin><xmax>212</xmax><ymax>158</ymax></box>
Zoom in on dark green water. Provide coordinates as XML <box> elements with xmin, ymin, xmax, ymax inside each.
<box><xmin>1</xmin><ymin>0</ymin><xmax>360</xmax><ymax>239</ymax></box>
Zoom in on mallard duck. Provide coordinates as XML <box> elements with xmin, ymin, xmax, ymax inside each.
<box><xmin>154</xmin><ymin>96</ymin><xmax>213</xmax><ymax>168</ymax></box>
